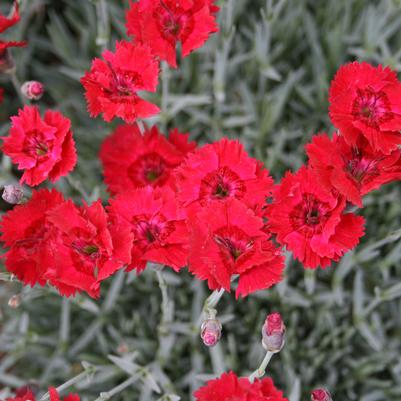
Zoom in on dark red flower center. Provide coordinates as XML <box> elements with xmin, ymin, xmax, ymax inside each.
<box><xmin>352</xmin><ymin>87</ymin><xmax>392</xmax><ymax>127</ymax></box>
<box><xmin>105</xmin><ymin>62</ymin><xmax>144</xmax><ymax>98</ymax></box>
<box><xmin>290</xmin><ymin>193</ymin><xmax>330</xmax><ymax>236</ymax></box>
<box><xmin>213</xmin><ymin>226</ymin><xmax>254</xmax><ymax>262</ymax></box>
<box><xmin>132</xmin><ymin>213</ymin><xmax>174</xmax><ymax>245</ymax></box>
<box><xmin>128</xmin><ymin>152</ymin><xmax>170</xmax><ymax>187</ymax></box>
<box><xmin>155</xmin><ymin>1</ymin><xmax>183</xmax><ymax>44</ymax></box>
<box><xmin>23</xmin><ymin>132</ymin><xmax>50</xmax><ymax>159</ymax></box>
<box><xmin>346</xmin><ymin>152</ymin><xmax>379</xmax><ymax>184</ymax></box>
<box><xmin>199</xmin><ymin>167</ymin><xmax>245</xmax><ymax>204</ymax></box>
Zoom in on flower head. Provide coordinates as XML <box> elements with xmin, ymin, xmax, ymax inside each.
<box><xmin>266</xmin><ymin>166</ymin><xmax>365</xmax><ymax>269</ymax></box>
<box><xmin>2</xmin><ymin>106</ymin><xmax>77</xmax><ymax>186</ymax></box>
<box><xmin>188</xmin><ymin>199</ymin><xmax>284</xmax><ymax>298</ymax></box>
<box><xmin>81</xmin><ymin>40</ymin><xmax>159</xmax><ymax>123</ymax></box>
<box><xmin>194</xmin><ymin>371</ymin><xmax>288</xmax><ymax>401</ymax></box>
<box><xmin>49</xmin><ymin>387</ymin><xmax>80</xmax><ymax>401</ymax></box>
<box><xmin>126</xmin><ymin>0</ymin><xmax>219</xmax><ymax>68</ymax></box>
<box><xmin>2</xmin><ymin>184</ymin><xmax>24</xmax><ymax>204</ymax></box>
<box><xmin>306</xmin><ymin>133</ymin><xmax>401</xmax><ymax>207</ymax></box>
<box><xmin>100</xmin><ymin>124</ymin><xmax>196</xmax><ymax>195</ymax></box>
<box><xmin>329</xmin><ymin>62</ymin><xmax>401</xmax><ymax>154</ymax></box>
<box><xmin>21</xmin><ymin>81</ymin><xmax>45</xmax><ymax>100</ymax></box>
<box><xmin>108</xmin><ymin>186</ymin><xmax>189</xmax><ymax>272</ymax></box>
<box><xmin>201</xmin><ymin>318</ymin><xmax>222</xmax><ymax>347</ymax></box>
<box><xmin>175</xmin><ymin>138</ymin><xmax>274</xmax><ymax>213</ymax></box>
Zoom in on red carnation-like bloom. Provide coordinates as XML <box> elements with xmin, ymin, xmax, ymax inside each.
<box><xmin>6</xmin><ymin>387</ymin><xmax>80</xmax><ymax>401</ymax></box>
<box><xmin>0</xmin><ymin>189</ymin><xmax>66</xmax><ymax>287</ymax></box>
<box><xmin>266</xmin><ymin>166</ymin><xmax>365</xmax><ymax>269</ymax></box>
<box><xmin>2</xmin><ymin>106</ymin><xmax>77</xmax><ymax>186</ymax></box>
<box><xmin>126</xmin><ymin>0</ymin><xmax>219</xmax><ymax>68</ymax></box>
<box><xmin>194</xmin><ymin>371</ymin><xmax>288</xmax><ymax>401</ymax></box>
<box><xmin>175</xmin><ymin>138</ymin><xmax>274</xmax><ymax>213</ymax></box>
<box><xmin>329</xmin><ymin>62</ymin><xmax>401</xmax><ymax>154</ymax></box>
<box><xmin>6</xmin><ymin>389</ymin><xmax>36</xmax><ymax>401</ymax></box>
<box><xmin>188</xmin><ymin>199</ymin><xmax>284</xmax><ymax>298</ymax></box>
<box><xmin>0</xmin><ymin>1</ymin><xmax>27</xmax><ymax>54</ymax></box>
<box><xmin>108</xmin><ymin>186</ymin><xmax>189</xmax><ymax>272</ymax></box>
<box><xmin>100</xmin><ymin>124</ymin><xmax>196</xmax><ymax>195</ymax></box>
<box><xmin>81</xmin><ymin>40</ymin><xmax>159</xmax><ymax>123</ymax></box>
<box><xmin>45</xmin><ymin>200</ymin><xmax>133</xmax><ymax>298</ymax></box>
<box><xmin>306</xmin><ymin>133</ymin><xmax>401</xmax><ymax>207</ymax></box>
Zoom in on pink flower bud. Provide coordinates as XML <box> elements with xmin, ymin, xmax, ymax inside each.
<box><xmin>201</xmin><ymin>318</ymin><xmax>222</xmax><ymax>347</ymax></box>
<box><xmin>262</xmin><ymin>312</ymin><xmax>285</xmax><ymax>353</ymax></box>
<box><xmin>311</xmin><ymin>388</ymin><xmax>332</xmax><ymax>401</ymax></box>
<box><xmin>21</xmin><ymin>80</ymin><xmax>45</xmax><ymax>100</ymax></box>
<box><xmin>2</xmin><ymin>184</ymin><xmax>24</xmax><ymax>204</ymax></box>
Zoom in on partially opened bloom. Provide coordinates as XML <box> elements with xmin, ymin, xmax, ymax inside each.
<box><xmin>81</xmin><ymin>40</ymin><xmax>159</xmax><ymax>123</ymax></box>
<box><xmin>100</xmin><ymin>124</ymin><xmax>196</xmax><ymax>195</ymax></box>
<box><xmin>306</xmin><ymin>133</ymin><xmax>401</xmax><ymax>207</ymax></box>
<box><xmin>175</xmin><ymin>138</ymin><xmax>274</xmax><ymax>213</ymax></box>
<box><xmin>126</xmin><ymin>0</ymin><xmax>219</xmax><ymax>68</ymax></box>
<box><xmin>194</xmin><ymin>371</ymin><xmax>288</xmax><ymax>401</ymax></box>
<box><xmin>2</xmin><ymin>106</ymin><xmax>77</xmax><ymax>186</ymax></box>
<box><xmin>0</xmin><ymin>189</ymin><xmax>65</xmax><ymax>287</ymax></box>
<box><xmin>329</xmin><ymin>62</ymin><xmax>401</xmax><ymax>154</ymax></box>
<box><xmin>188</xmin><ymin>199</ymin><xmax>284</xmax><ymax>298</ymax></box>
<box><xmin>108</xmin><ymin>186</ymin><xmax>189</xmax><ymax>272</ymax></box>
<box><xmin>262</xmin><ymin>312</ymin><xmax>286</xmax><ymax>353</ymax></box>
<box><xmin>266</xmin><ymin>166</ymin><xmax>365</xmax><ymax>269</ymax></box>
<box><xmin>45</xmin><ymin>200</ymin><xmax>133</xmax><ymax>298</ymax></box>
<box><xmin>311</xmin><ymin>389</ymin><xmax>332</xmax><ymax>401</ymax></box>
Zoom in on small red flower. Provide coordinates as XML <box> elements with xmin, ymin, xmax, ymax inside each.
<box><xmin>188</xmin><ymin>199</ymin><xmax>284</xmax><ymax>298</ymax></box>
<box><xmin>45</xmin><ymin>200</ymin><xmax>133</xmax><ymax>298</ymax></box>
<box><xmin>126</xmin><ymin>0</ymin><xmax>219</xmax><ymax>68</ymax></box>
<box><xmin>100</xmin><ymin>124</ymin><xmax>196</xmax><ymax>195</ymax></box>
<box><xmin>6</xmin><ymin>390</ymin><xmax>36</xmax><ymax>401</ymax></box>
<box><xmin>81</xmin><ymin>40</ymin><xmax>159</xmax><ymax>123</ymax></box>
<box><xmin>0</xmin><ymin>189</ymin><xmax>66</xmax><ymax>287</ymax></box>
<box><xmin>2</xmin><ymin>106</ymin><xmax>77</xmax><ymax>186</ymax></box>
<box><xmin>108</xmin><ymin>186</ymin><xmax>189</xmax><ymax>272</ymax></box>
<box><xmin>0</xmin><ymin>87</ymin><xmax>4</xmax><ymax>104</ymax></box>
<box><xmin>194</xmin><ymin>371</ymin><xmax>288</xmax><ymax>401</ymax></box>
<box><xmin>49</xmin><ymin>387</ymin><xmax>80</xmax><ymax>401</ymax></box>
<box><xmin>175</xmin><ymin>138</ymin><xmax>274</xmax><ymax>213</ymax></box>
<box><xmin>329</xmin><ymin>62</ymin><xmax>401</xmax><ymax>154</ymax></box>
<box><xmin>266</xmin><ymin>166</ymin><xmax>365</xmax><ymax>269</ymax></box>
<box><xmin>306</xmin><ymin>133</ymin><xmax>401</xmax><ymax>207</ymax></box>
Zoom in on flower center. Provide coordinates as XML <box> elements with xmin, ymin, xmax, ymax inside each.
<box><xmin>213</xmin><ymin>226</ymin><xmax>254</xmax><ymax>262</ymax></box>
<box><xmin>155</xmin><ymin>1</ymin><xmax>183</xmax><ymax>44</ymax></box>
<box><xmin>199</xmin><ymin>167</ymin><xmax>245</xmax><ymax>204</ymax></box>
<box><xmin>128</xmin><ymin>152</ymin><xmax>169</xmax><ymax>187</ymax></box>
<box><xmin>290</xmin><ymin>193</ymin><xmax>330</xmax><ymax>236</ymax></box>
<box><xmin>132</xmin><ymin>213</ymin><xmax>174</xmax><ymax>245</ymax></box>
<box><xmin>23</xmin><ymin>133</ymin><xmax>50</xmax><ymax>159</ymax></box>
<box><xmin>352</xmin><ymin>87</ymin><xmax>392</xmax><ymax>127</ymax></box>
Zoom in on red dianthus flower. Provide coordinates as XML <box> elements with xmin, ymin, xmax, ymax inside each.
<box><xmin>194</xmin><ymin>371</ymin><xmax>288</xmax><ymax>401</ymax></box>
<box><xmin>81</xmin><ymin>40</ymin><xmax>159</xmax><ymax>123</ymax></box>
<box><xmin>175</xmin><ymin>138</ymin><xmax>274</xmax><ymax>213</ymax></box>
<box><xmin>266</xmin><ymin>166</ymin><xmax>365</xmax><ymax>269</ymax></box>
<box><xmin>108</xmin><ymin>186</ymin><xmax>189</xmax><ymax>272</ymax></box>
<box><xmin>49</xmin><ymin>387</ymin><xmax>80</xmax><ymax>401</ymax></box>
<box><xmin>188</xmin><ymin>199</ymin><xmax>284</xmax><ymax>298</ymax></box>
<box><xmin>126</xmin><ymin>0</ymin><xmax>219</xmax><ymax>68</ymax></box>
<box><xmin>306</xmin><ymin>133</ymin><xmax>401</xmax><ymax>207</ymax></box>
<box><xmin>0</xmin><ymin>87</ymin><xmax>4</xmax><ymax>104</ymax></box>
<box><xmin>100</xmin><ymin>124</ymin><xmax>196</xmax><ymax>195</ymax></box>
<box><xmin>0</xmin><ymin>189</ymin><xmax>65</xmax><ymax>287</ymax></box>
<box><xmin>2</xmin><ymin>106</ymin><xmax>77</xmax><ymax>186</ymax></box>
<box><xmin>0</xmin><ymin>1</ymin><xmax>27</xmax><ymax>54</ymax></box>
<box><xmin>45</xmin><ymin>200</ymin><xmax>133</xmax><ymax>298</ymax></box>
<box><xmin>329</xmin><ymin>62</ymin><xmax>401</xmax><ymax>154</ymax></box>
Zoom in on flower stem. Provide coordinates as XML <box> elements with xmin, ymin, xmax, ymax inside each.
<box><xmin>93</xmin><ymin>374</ymin><xmax>140</xmax><ymax>401</ymax></box>
<box><xmin>95</xmin><ymin>0</ymin><xmax>110</xmax><ymax>50</ymax></box>
<box><xmin>10</xmin><ymin>71</ymin><xmax>27</xmax><ymax>106</ymax></box>
<box><xmin>248</xmin><ymin>351</ymin><xmax>274</xmax><ymax>382</ymax></box>
<box><xmin>203</xmin><ymin>288</ymin><xmax>225</xmax><ymax>318</ymax></box>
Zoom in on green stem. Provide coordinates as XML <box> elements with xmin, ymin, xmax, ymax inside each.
<box><xmin>95</xmin><ymin>0</ymin><xmax>110</xmax><ymax>50</ymax></box>
<box><xmin>248</xmin><ymin>351</ymin><xmax>274</xmax><ymax>382</ymax></box>
<box><xmin>10</xmin><ymin>72</ymin><xmax>27</xmax><ymax>106</ymax></box>
<box><xmin>93</xmin><ymin>374</ymin><xmax>140</xmax><ymax>401</ymax></box>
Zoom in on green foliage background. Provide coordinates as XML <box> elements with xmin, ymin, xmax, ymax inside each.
<box><xmin>1</xmin><ymin>0</ymin><xmax>401</xmax><ymax>400</ymax></box>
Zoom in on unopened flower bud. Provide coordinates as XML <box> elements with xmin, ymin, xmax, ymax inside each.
<box><xmin>8</xmin><ymin>294</ymin><xmax>22</xmax><ymax>309</ymax></box>
<box><xmin>201</xmin><ymin>318</ymin><xmax>222</xmax><ymax>347</ymax></box>
<box><xmin>21</xmin><ymin>80</ymin><xmax>45</xmax><ymax>100</ymax></box>
<box><xmin>2</xmin><ymin>184</ymin><xmax>24</xmax><ymax>204</ymax></box>
<box><xmin>311</xmin><ymin>388</ymin><xmax>332</xmax><ymax>401</ymax></box>
<box><xmin>0</xmin><ymin>50</ymin><xmax>15</xmax><ymax>74</ymax></box>
<box><xmin>262</xmin><ymin>312</ymin><xmax>285</xmax><ymax>353</ymax></box>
